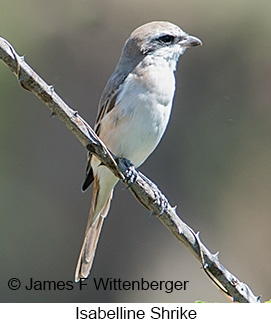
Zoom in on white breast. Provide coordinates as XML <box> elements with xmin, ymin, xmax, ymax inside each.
<box><xmin>98</xmin><ymin>60</ymin><xmax>176</xmax><ymax>168</ymax></box>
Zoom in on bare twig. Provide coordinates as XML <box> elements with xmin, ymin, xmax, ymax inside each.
<box><xmin>0</xmin><ymin>37</ymin><xmax>261</xmax><ymax>303</ymax></box>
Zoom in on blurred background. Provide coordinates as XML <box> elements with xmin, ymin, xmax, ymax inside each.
<box><xmin>0</xmin><ymin>0</ymin><xmax>270</xmax><ymax>303</ymax></box>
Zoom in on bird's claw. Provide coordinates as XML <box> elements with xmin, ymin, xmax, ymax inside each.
<box><xmin>116</xmin><ymin>157</ymin><xmax>138</xmax><ymax>187</ymax></box>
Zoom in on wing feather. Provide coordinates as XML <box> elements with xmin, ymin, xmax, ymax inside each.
<box><xmin>82</xmin><ymin>82</ymin><xmax>123</xmax><ymax>191</ymax></box>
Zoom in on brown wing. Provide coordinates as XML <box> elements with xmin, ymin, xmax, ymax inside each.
<box><xmin>94</xmin><ymin>90</ymin><xmax>120</xmax><ymax>135</ymax></box>
<box><xmin>81</xmin><ymin>87</ymin><xmax>121</xmax><ymax>191</ymax></box>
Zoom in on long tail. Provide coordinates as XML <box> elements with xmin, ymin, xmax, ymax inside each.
<box><xmin>75</xmin><ymin>177</ymin><xmax>113</xmax><ymax>281</ymax></box>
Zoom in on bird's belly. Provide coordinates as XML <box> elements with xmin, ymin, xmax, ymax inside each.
<box><xmin>100</xmin><ymin>98</ymin><xmax>172</xmax><ymax>167</ymax></box>
<box><xmin>120</xmin><ymin>107</ymin><xmax>170</xmax><ymax>166</ymax></box>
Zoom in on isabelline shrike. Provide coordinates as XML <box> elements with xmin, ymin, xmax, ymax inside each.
<box><xmin>75</xmin><ymin>21</ymin><xmax>202</xmax><ymax>281</ymax></box>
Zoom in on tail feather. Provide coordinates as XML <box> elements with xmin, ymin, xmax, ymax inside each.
<box><xmin>75</xmin><ymin>179</ymin><xmax>113</xmax><ymax>282</ymax></box>
<box><xmin>75</xmin><ymin>215</ymin><xmax>105</xmax><ymax>281</ymax></box>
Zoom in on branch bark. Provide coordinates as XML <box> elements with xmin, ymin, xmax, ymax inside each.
<box><xmin>0</xmin><ymin>37</ymin><xmax>261</xmax><ymax>303</ymax></box>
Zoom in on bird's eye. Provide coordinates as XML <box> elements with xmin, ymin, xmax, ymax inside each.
<box><xmin>157</xmin><ymin>34</ymin><xmax>175</xmax><ymax>44</ymax></box>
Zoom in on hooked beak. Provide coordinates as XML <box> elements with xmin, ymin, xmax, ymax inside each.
<box><xmin>180</xmin><ymin>35</ymin><xmax>202</xmax><ymax>48</ymax></box>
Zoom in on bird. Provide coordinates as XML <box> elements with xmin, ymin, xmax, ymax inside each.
<box><xmin>75</xmin><ymin>21</ymin><xmax>202</xmax><ymax>281</ymax></box>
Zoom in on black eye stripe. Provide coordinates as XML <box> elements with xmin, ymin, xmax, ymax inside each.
<box><xmin>157</xmin><ymin>34</ymin><xmax>175</xmax><ymax>44</ymax></box>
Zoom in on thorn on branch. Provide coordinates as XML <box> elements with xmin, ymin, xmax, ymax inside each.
<box><xmin>213</xmin><ymin>251</ymin><xmax>220</xmax><ymax>261</ymax></box>
<box><xmin>48</xmin><ymin>84</ymin><xmax>55</xmax><ymax>92</ymax></box>
<box><xmin>172</xmin><ymin>205</ymin><xmax>177</xmax><ymax>212</ymax></box>
<box><xmin>149</xmin><ymin>210</ymin><xmax>155</xmax><ymax>217</ymax></box>
<box><xmin>20</xmin><ymin>54</ymin><xmax>26</xmax><ymax>62</ymax></box>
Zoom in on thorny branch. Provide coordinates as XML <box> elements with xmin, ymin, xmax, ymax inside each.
<box><xmin>0</xmin><ymin>37</ymin><xmax>261</xmax><ymax>303</ymax></box>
